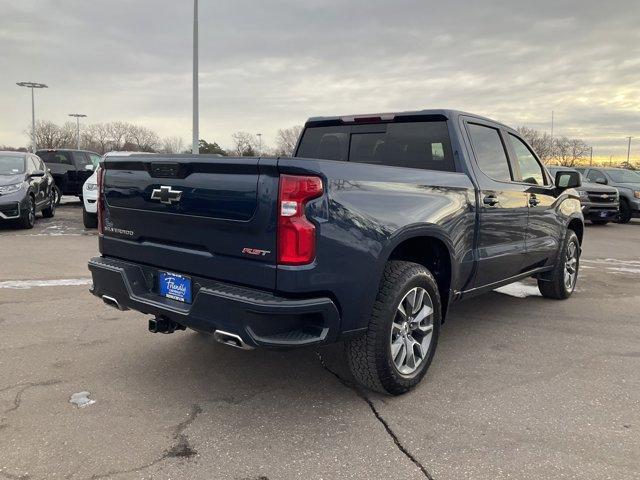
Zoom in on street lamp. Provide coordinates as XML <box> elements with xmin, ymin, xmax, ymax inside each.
<box><xmin>16</xmin><ymin>81</ymin><xmax>48</xmax><ymax>152</ymax></box>
<box><xmin>192</xmin><ymin>0</ymin><xmax>199</xmax><ymax>154</ymax></box>
<box><xmin>256</xmin><ymin>133</ymin><xmax>262</xmax><ymax>155</ymax></box>
<box><xmin>626</xmin><ymin>136</ymin><xmax>632</xmax><ymax>164</ymax></box>
<box><xmin>68</xmin><ymin>113</ymin><xmax>87</xmax><ymax>150</ymax></box>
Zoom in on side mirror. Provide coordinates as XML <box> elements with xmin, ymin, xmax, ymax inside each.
<box><xmin>85</xmin><ymin>164</ymin><xmax>95</xmax><ymax>171</ymax></box>
<box><xmin>555</xmin><ymin>171</ymin><xmax>581</xmax><ymax>189</ymax></box>
<box><xmin>595</xmin><ymin>177</ymin><xmax>607</xmax><ymax>185</ymax></box>
<box><xmin>30</xmin><ymin>170</ymin><xmax>45</xmax><ymax>178</ymax></box>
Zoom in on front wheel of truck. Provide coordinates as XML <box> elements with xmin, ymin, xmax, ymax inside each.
<box><xmin>537</xmin><ymin>230</ymin><xmax>580</xmax><ymax>299</ymax></box>
<box><xmin>345</xmin><ymin>261</ymin><xmax>441</xmax><ymax>395</ymax></box>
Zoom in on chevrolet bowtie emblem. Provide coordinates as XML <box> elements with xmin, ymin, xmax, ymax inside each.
<box><xmin>151</xmin><ymin>186</ymin><xmax>182</xmax><ymax>205</ymax></box>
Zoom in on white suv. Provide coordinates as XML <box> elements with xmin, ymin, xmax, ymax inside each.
<box><xmin>82</xmin><ymin>151</ymin><xmax>155</xmax><ymax>228</ymax></box>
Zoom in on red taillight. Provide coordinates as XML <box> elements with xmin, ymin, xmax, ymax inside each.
<box><xmin>96</xmin><ymin>166</ymin><xmax>105</xmax><ymax>235</ymax></box>
<box><xmin>277</xmin><ymin>175</ymin><xmax>323</xmax><ymax>265</ymax></box>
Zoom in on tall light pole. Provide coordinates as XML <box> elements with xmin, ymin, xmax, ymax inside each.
<box><xmin>626</xmin><ymin>136</ymin><xmax>632</xmax><ymax>164</ymax></box>
<box><xmin>16</xmin><ymin>81</ymin><xmax>48</xmax><ymax>152</ymax></box>
<box><xmin>192</xmin><ymin>0</ymin><xmax>199</xmax><ymax>154</ymax></box>
<box><xmin>256</xmin><ymin>133</ymin><xmax>262</xmax><ymax>155</ymax></box>
<box><xmin>68</xmin><ymin>113</ymin><xmax>87</xmax><ymax>150</ymax></box>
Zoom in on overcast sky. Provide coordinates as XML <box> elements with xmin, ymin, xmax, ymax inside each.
<box><xmin>1</xmin><ymin>0</ymin><xmax>638</xmax><ymax>159</ymax></box>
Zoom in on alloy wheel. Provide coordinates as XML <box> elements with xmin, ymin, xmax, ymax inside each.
<box><xmin>564</xmin><ymin>241</ymin><xmax>579</xmax><ymax>291</ymax></box>
<box><xmin>390</xmin><ymin>287</ymin><xmax>435</xmax><ymax>376</ymax></box>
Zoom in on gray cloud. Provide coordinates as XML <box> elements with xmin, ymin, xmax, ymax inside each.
<box><xmin>1</xmin><ymin>0</ymin><xmax>639</xmax><ymax>160</ymax></box>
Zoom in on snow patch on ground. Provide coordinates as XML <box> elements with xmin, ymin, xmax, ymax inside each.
<box><xmin>494</xmin><ymin>282</ymin><xmax>542</xmax><ymax>298</ymax></box>
<box><xmin>0</xmin><ymin>278</ymin><xmax>92</xmax><ymax>289</ymax></box>
<box><xmin>70</xmin><ymin>391</ymin><xmax>96</xmax><ymax>408</ymax></box>
<box><xmin>581</xmin><ymin>259</ymin><xmax>640</xmax><ymax>275</ymax></box>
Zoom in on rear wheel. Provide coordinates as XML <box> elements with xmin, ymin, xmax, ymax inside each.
<box><xmin>19</xmin><ymin>196</ymin><xmax>36</xmax><ymax>229</ymax></box>
<box><xmin>42</xmin><ymin>190</ymin><xmax>56</xmax><ymax>218</ymax></box>
<box><xmin>52</xmin><ymin>184</ymin><xmax>62</xmax><ymax>206</ymax></box>
<box><xmin>538</xmin><ymin>230</ymin><xmax>580</xmax><ymax>299</ymax></box>
<box><xmin>345</xmin><ymin>261</ymin><xmax>441</xmax><ymax>395</ymax></box>
<box><xmin>616</xmin><ymin>199</ymin><xmax>632</xmax><ymax>224</ymax></box>
<box><xmin>83</xmin><ymin>207</ymin><xmax>98</xmax><ymax>229</ymax></box>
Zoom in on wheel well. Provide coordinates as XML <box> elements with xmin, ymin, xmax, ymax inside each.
<box><xmin>568</xmin><ymin>218</ymin><xmax>584</xmax><ymax>245</ymax></box>
<box><xmin>388</xmin><ymin>236</ymin><xmax>452</xmax><ymax>320</ymax></box>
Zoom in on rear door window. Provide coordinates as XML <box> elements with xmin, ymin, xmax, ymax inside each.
<box><xmin>508</xmin><ymin>134</ymin><xmax>547</xmax><ymax>185</ymax></box>
<box><xmin>467</xmin><ymin>123</ymin><xmax>512</xmax><ymax>182</ymax></box>
<box><xmin>297</xmin><ymin>120</ymin><xmax>456</xmax><ymax>172</ymax></box>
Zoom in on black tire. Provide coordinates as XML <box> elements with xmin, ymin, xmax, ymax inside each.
<box><xmin>41</xmin><ymin>190</ymin><xmax>56</xmax><ymax>218</ymax></box>
<box><xmin>345</xmin><ymin>261</ymin><xmax>441</xmax><ymax>395</ymax></box>
<box><xmin>52</xmin><ymin>184</ymin><xmax>62</xmax><ymax>206</ymax></box>
<box><xmin>19</xmin><ymin>196</ymin><xmax>36</xmax><ymax>229</ymax></box>
<box><xmin>590</xmin><ymin>220</ymin><xmax>608</xmax><ymax>225</ymax></box>
<box><xmin>616</xmin><ymin>199</ymin><xmax>632</xmax><ymax>224</ymax></box>
<box><xmin>83</xmin><ymin>207</ymin><xmax>98</xmax><ymax>229</ymax></box>
<box><xmin>537</xmin><ymin>230</ymin><xmax>580</xmax><ymax>299</ymax></box>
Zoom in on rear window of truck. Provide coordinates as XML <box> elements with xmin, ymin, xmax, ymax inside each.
<box><xmin>37</xmin><ymin>151</ymin><xmax>73</xmax><ymax>165</ymax></box>
<box><xmin>296</xmin><ymin>121</ymin><xmax>456</xmax><ymax>172</ymax></box>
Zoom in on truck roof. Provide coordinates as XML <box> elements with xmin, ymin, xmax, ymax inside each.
<box><xmin>306</xmin><ymin>109</ymin><xmax>510</xmax><ymax>129</ymax></box>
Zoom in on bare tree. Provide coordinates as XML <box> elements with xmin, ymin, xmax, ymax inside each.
<box><xmin>516</xmin><ymin>126</ymin><xmax>554</xmax><ymax>163</ymax></box>
<box><xmin>82</xmin><ymin>123</ymin><xmax>112</xmax><ymax>154</ymax></box>
<box><xmin>128</xmin><ymin>125</ymin><xmax>161</xmax><ymax>152</ymax></box>
<box><xmin>274</xmin><ymin>126</ymin><xmax>303</xmax><ymax>156</ymax></box>
<box><xmin>31</xmin><ymin>120</ymin><xmax>75</xmax><ymax>149</ymax></box>
<box><xmin>230</xmin><ymin>131</ymin><xmax>258</xmax><ymax>156</ymax></box>
<box><xmin>161</xmin><ymin>136</ymin><xmax>185</xmax><ymax>154</ymax></box>
<box><xmin>553</xmin><ymin>137</ymin><xmax>589</xmax><ymax>167</ymax></box>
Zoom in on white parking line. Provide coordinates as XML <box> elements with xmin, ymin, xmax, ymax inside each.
<box><xmin>0</xmin><ymin>278</ymin><xmax>92</xmax><ymax>289</ymax></box>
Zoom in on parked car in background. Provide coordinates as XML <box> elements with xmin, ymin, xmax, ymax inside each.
<box><xmin>36</xmin><ymin>149</ymin><xmax>102</xmax><ymax>204</ymax></box>
<box><xmin>82</xmin><ymin>151</ymin><xmax>156</xmax><ymax>228</ymax></box>
<box><xmin>575</xmin><ymin>167</ymin><xmax>640</xmax><ymax>223</ymax></box>
<box><xmin>0</xmin><ymin>151</ymin><xmax>56</xmax><ymax>229</ymax></box>
<box><xmin>548</xmin><ymin>167</ymin><xmax>619</xmax><ymax>225</ymax></box>
<box><xmin>89</xmin><ymin>110</ymin><xmax>584</xmax><ymax>395</ymax></box>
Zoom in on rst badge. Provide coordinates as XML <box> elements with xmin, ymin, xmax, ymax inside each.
<box><xmin>151</xmin><ymin>186</ymin><xmax>182</xmax><ymax>205</ymax></box>
<box><xmin>242</xmin><ymin>248</ymin><xmax>271</xmax><ymax>257</ymax></box>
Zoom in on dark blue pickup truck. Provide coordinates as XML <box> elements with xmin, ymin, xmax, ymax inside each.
<box><xmin>88</xmin><ymin>110</ymin><xmax>584</xmax><ymax>395</ymax></box>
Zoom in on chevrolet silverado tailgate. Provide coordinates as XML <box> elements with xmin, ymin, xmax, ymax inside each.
<box><xmin>100</xmin><ymin>155</ymin><xmax>278</xmax><ymax>290</ymax></box>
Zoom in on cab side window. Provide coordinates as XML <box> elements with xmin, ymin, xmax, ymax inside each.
<box><xmin>587</xmin><ymin>170</ymin><xmax>607</xmax><ymax>184</ymax></box>
<box><xmin>89</xmin><ymin>154</ymin><xmax>102</xmax><ymax>168</ymax></box>
<box><xmin>467</xmin><ymin>123</ymin><xmax>513</xmax><ymax>182</ymax></box>
<box><xmin>508</xmin><ymin>134</ymin><xmax>547</xmax><ymax>185</ymax></box>
<box><xmin>73</xmin><ymin>152</ymin><xmax>91</xmax><ymax>169</ymax></box>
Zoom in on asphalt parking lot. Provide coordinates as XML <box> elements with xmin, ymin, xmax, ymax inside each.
<box><xmin>0</xmin><ymin>200</ymin><xmax>638</xmax><ymax>480</ymax></box>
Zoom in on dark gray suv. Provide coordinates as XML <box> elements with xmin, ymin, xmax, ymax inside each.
<box><xmin>575</xmin><ymin>167</ymin><xmax>640</xmax><ymax>223</ymax></box>
<box><xmin>548</xmin><ymin>167</ymin><xmax>619</xmax><ymax>225</ymax></box>
<box><xmin>0</xmin><ymin>151</ymin><xmax>56</xmax><ymax>229</ymax></box>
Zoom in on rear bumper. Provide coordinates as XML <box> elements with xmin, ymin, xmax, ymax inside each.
<box><xmin>88</xmin><ymin>256</ymin><xmax>341</xmax><ymax>349</ymax></box>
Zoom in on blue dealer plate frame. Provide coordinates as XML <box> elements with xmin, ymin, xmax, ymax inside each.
<box><xmin>159</xmin><ymin>271</ymin><xmax>192</xmax><ymax>304</ymax></box>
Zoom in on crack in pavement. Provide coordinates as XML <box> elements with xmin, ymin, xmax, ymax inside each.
<box><xmin>317</xmin><ymin>352</ymin><xmax>434</xmax><ymax>480</ymax></box>
<box><xmin>91</xmin><ymin>404</ymin><xmax>202</xmax><ymax>479</ymax></box>
<box><xmin>1</xmin><ymin>380</ymin><xmax>62</xmax><ymax>414</ymax></box>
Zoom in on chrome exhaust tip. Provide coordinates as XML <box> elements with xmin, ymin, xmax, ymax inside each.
<box><xmin>102</xmin><ymin>295</ymin><xmax>127</xmax><ymax>311</ymax></box>
<box><xmin>213</xmin><ymin>330</ymin><xmax>254</xmax><ymax>350</ymax></box>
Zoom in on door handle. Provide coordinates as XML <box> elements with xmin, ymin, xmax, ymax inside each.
<box><xmin>529</xmin><ymin>195</ymin><xmax>540</xmax><ymax>207</ymax></box>
<box><xmin>483</xmin><ymin>194</ymin><xmax>499</xmax><ymax>206</ymax></box>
